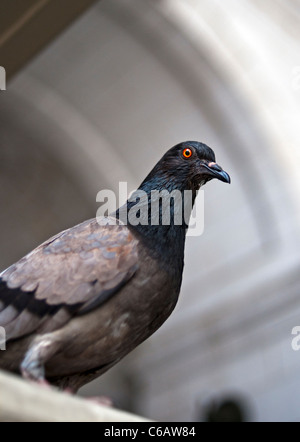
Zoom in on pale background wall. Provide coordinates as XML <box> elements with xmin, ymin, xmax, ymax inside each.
<box><xmin>0</xmin><ymin>0</ymin><xmax>300</xmax><ymax>421</ymax></box>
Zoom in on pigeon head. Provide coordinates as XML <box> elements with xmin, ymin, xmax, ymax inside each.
<box><xmin>120</xmin><ymin>141</ymin><xmax>230</xmax><ymax>233</ymax></box>
<box><xmin>139</xmin><ymin>141</ymin><xmax>230</xmax><ymax>193</ymax></box>
<box><xmin>114</xmin><ymin>141</ymin><xmax>229</xmax><ymax>274</ymax></box>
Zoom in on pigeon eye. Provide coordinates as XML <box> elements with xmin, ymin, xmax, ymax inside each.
<box><xmin>182</xmin><ymin>148</ymin><xmax>193</xmax><ymax>159</ymax></box>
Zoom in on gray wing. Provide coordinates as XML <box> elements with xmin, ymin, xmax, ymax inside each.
<box><xmin>0</xmin><ymin>217</ymin><xmax>139</xmax><ymax>341</ymax></box>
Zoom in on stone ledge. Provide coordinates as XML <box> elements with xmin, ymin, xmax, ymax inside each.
<box><xmin>0</xmin><ymin>370</ymin><xmax>151</xmax><ymax>422</ymax></box>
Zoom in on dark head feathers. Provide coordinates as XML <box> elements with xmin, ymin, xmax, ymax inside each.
<box><xmin>139</xmin><ymin>141</ymin><xmax>229</xmax><ymax>193</ymax></box>
<box><xmin>166</xmin><ymin>141</ymin><xmax>216</xmax><ymax>162</ymax></box>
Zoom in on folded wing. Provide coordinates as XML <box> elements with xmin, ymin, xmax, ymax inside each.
<box><xmin>0</xmin><ymin>217</ymin><xmax>139</xmax><ymax>341</ymax></box>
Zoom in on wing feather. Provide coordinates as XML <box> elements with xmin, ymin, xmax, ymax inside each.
<box><xmin>0</xmin><ymin>217</ymin><xmax>139</xmax><ymax>341</ymax></box>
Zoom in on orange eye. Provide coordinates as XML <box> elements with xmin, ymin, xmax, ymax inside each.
<box><xmin>182</xmin><ymin>148</ymin><xmax>192</xmax><ymax>159</ymax></box>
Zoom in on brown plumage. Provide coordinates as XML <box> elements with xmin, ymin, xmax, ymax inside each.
<box><xmin>0</xmin><ymin>141</ymin><xmax>230</xmax><ymax>392</ymax></box>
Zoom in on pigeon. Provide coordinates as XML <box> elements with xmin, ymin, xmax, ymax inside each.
<box><xmin>0</xmin><ymin>141</ymin><xmax>230</xmax><ymax>392</ymax></box>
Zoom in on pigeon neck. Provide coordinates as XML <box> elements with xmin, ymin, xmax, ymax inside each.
<box><xmin>116</xmin><ymin>177</ymin><xmax>197</xmax><ymax>274</ymax></box>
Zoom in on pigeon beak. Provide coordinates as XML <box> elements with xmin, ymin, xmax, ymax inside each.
<box><xmin>202</xmin><ymin>162</ymin><xmax>231</xmax><ymax>184</ymax></box>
